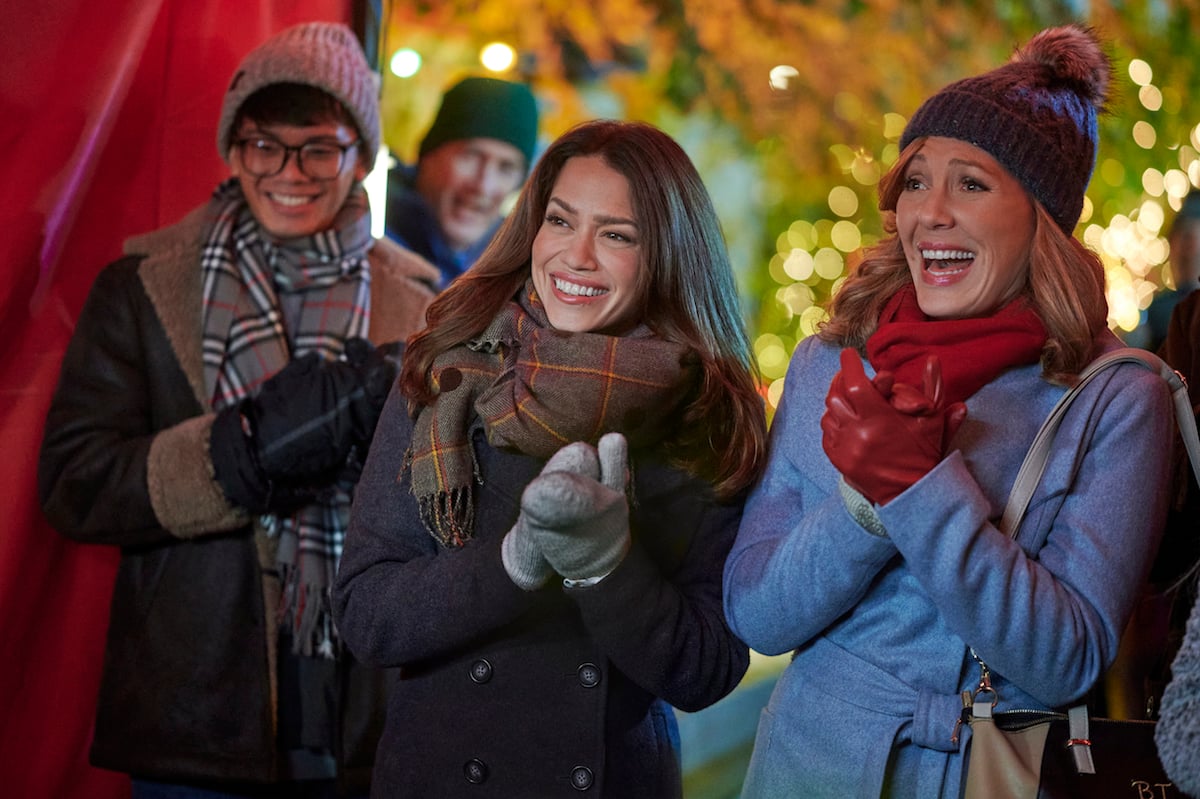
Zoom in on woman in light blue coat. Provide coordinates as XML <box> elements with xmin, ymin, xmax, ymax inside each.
<box><xmin>723</xmin><ymin>25</ymin><xmax>1176</xmax><ymax>798</ymax></box>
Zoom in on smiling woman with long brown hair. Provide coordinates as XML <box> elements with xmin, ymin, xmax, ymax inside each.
<box><xmin>334</xmin><ymin>119</ymin><xmax>766</xmax><ymax>798</ymax></box>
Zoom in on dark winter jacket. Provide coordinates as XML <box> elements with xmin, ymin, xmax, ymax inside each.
<box><xmin>1155</xmin><ymin>291</ymin><xmax>1200</xmax><ymax>582</ymax></box>
<box><xmin>37</xmin><ymin>204</ymin><xmax>438</xmax><ymax>789</ymax></box>
<box><xmin>333</xmin><ymin>388</ymin><xmax>750</xmax><ymax>798</ymax></box>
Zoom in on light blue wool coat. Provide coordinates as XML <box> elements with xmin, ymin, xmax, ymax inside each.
<box><xmin>723</xmin><ymin>332</ymin><xmax>1175</xmax><ymax>798</ymax></box>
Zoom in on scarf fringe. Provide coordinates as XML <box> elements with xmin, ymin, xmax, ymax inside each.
<box><xmin>406</xmin><ymin>280</ymin><xmax>695</xmax><ymax>548</ymax></box>
<box><xmin>419</xmin><ymin>487</ymin><xmax>475</xmax><ymax>549</ymax></box>
<box><xmin>202</xmin><ymin>179</ymin><xmax>369</xmax><ymax>661</ymax></box>
<box><xmin>277</xmin><ymin>562</ymin><xmax>337</xmax><ymax>660</ymax></box>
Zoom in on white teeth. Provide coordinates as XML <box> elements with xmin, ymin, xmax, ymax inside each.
<box><xmin>921</xmin><ymin>248</ymin><xmax>974</xmax><ymax>260</ymax></box>
<box><xmin>554</xmin><ymin>277</ymin><xmax>607</xmax><ymax>297</ymax></box>
<box><xmin>271</xmin><ymin>194</ymin><xmax>312</xmax><ymax>207</ymax></box>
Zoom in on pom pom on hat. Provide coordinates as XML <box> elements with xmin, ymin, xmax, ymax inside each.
<box><xmin>1014</xmin><ymin>25</ymin><xmax>1111</xmax><ymax>105</ymax></box>
<box><xmin>418</xmin><ymin>77</ymin><xmax>539</xmax><ymax>170</ymax></box>
<box><xmin>900</xmin><ymin>24</ymin><xmax>1113</xmax><ymax>233</ymax></box>
<box><xmin>217</xmin><ymin>21</ymin><xmax>381</xmax><ymax>165</ymax></box>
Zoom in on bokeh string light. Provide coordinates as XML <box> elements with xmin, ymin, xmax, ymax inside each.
<box><xmin>753</xmin><ymin>49</ymin><xmax>1200</xmax><ymax>412</ymax></box>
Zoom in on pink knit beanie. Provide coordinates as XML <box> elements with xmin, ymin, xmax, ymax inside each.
<box><xmin>217</xmin><ymin>21</ymin><xmax>381</xmax><ymax>164</ymax></box>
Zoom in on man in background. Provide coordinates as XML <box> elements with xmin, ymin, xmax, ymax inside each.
<box><xmin>385</xmin><ymin>76</ymin><xmax>539</xmax><ymax>288</ymax></box>
<box><xmin>1127</xmin><ymin>189</ymin><xmax>1200</xmax><ymax>352</ymax></box>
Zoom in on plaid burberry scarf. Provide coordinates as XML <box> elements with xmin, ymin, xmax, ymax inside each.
<box><xmin>200</xmin><ymin>178</ymin><xmax>372</xmax><ymax>658</ymax></box>
<box><xmin>408</xmin><ymin>281</ymin><xmax>700</xmax><ymax>548</ymax></box>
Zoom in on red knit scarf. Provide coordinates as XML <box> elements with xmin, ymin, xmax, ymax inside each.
<box><xmin>866</xmin><ymin>285</ymin><xmax>1048</xmax><ymax>404</ymax></box>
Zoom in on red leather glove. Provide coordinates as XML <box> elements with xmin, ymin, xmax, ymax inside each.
<box><xmin>821</xmin><ymin>348</ymin><xmax>967</xmax><ymax>505</ymax></box>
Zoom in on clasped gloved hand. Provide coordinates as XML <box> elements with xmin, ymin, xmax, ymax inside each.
<box><xmin>502</xmin><ymin>433</ymin><xmax>631</xmax><ymax>589</ymax></box>
<box><xmin>209</xmin><ymin>338</ymin><xmax>398</xmax><ymax>514</ymax></box>
<box><xmin>501</xmin><ymin>441</ymin><xmax>599</xmax><ymax>590</ymax></box>
<box><xmin>821</xmin><ymin>348</ymin><xmax>967</xmax><ymax>506</ymax></box>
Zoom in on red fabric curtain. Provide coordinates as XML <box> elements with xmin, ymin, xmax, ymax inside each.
<box><xmin>0</xmin><ymin>2</ymin><xmax>352</xmax><ymax>796</ymax></box>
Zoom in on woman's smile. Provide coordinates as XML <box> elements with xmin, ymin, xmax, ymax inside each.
<box><xmin>897</xmin><ymin>137</ymin><xmax>1035</xmax><ymax>319</ymax></box>
<box><xmin>531</xmin><ymin>155</ymin><xmax>642</xmax><ymax>335</ymax></box>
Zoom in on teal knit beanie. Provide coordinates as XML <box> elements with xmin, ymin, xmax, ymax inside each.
<box><xmin>418</xmin><ymin>77</ymin><xmax>539</xmax><ymax>170</ymax></box>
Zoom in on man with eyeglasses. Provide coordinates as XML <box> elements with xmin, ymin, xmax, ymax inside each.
<box><xmin>38</xmin><ymin>21</ymin><xmax>437</xmax><ymax>799</ymax></box>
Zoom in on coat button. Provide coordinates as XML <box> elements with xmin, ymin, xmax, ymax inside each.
<box><xmin>469</xmin><ymin>659</ymin><xmax>493</xmax><ymax>684</ymax></box>
<box><xmin>577</xmin><ymin>662</ymin><xmax>601</xmax><ymax>688</ymax></box>
<box><xmin>570</xmin><ymin>765</ymin><xmax>594</xmax><ymax>790</ymax></box>
<box><xmin>464</xmin><ymin>758</ymin><xmax>489</xmax><ymax>784</ymax></box>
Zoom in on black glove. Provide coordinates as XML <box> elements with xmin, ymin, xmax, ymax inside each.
<box><xmin>209</xmin><ymin>339</ymin><xmax>395</xmax><ymax>514</ymax></box>
<box><xmin>342</xmin><ymin>336</ymin><xmax>400</xmax><ymax>444</ymax></box>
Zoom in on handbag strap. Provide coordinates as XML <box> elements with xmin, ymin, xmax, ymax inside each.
<box><xmin>1000</xmin><ymin>347</ymin><xmax>1200</xmax><ymax>538</ymax></box>
<box><xmin>1066</xmin><ymin>705</ymin><xmax>1095</xmax><ymax>775</ymax></box>
<box><xmin>970</xmin><ymin>348</ymin><xmax>1200</xmax><ymax>775</ymax></box>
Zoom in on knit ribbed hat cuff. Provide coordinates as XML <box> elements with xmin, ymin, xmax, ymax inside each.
<box><xmin>418</xmin><ymin>77</ymin><xmax>539</xmax><ymax>168</ymax></box>
<box><xmin>902</xmin><ymin>88</ymin><xmax>1088</xmax><ymax>233</ymax></box>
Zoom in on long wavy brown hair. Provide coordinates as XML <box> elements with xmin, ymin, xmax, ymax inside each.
<box><xmin>400</xmin><ymin>119</ymin><xmax>766</xmax><ymax>499</ymax></box>
<box><xmin>820</xmin><ymin>138</ymin><xmax>1109</xmax><ymax>385</ymax></box>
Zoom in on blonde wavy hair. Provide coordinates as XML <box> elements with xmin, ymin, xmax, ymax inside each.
<box><xmin>819</xmin><ymin>138</ymin><xmax>1109</xmax><ymax>385</ymax></box>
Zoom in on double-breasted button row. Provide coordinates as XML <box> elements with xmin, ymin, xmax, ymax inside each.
<box><xmin>460</xmin><ymin>759</ymin><xmax>594</xmax><ymax>790</ymax></box>
<box><xmin>470</xmin><ymin>659</ymin><xmax>602</xmax><ymax>689</ymax></box>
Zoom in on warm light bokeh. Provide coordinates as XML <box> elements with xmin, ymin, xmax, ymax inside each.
<box><xmin>375</xmin><ymin>2</ymin><xmax>1200</xmax><ymax>414</ymax></box>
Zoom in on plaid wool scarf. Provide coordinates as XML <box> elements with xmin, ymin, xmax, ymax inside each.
<box><xmin>408</xmin><ymin>282</ymin><xmax>700</xmax><ymax>548</ymax></box>
<box><xmin>200</xmin><ymin>178</ymin><xmax>372</xmax><ymax>658</ymax></box>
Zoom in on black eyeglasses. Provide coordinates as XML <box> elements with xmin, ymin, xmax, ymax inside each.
<box><xmin>234</xmin><ymin>135</ymin><xmax>360</xmax><ymax>179</ymax></box>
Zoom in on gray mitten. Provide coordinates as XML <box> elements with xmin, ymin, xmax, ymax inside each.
<box><xmin>501</xmin><ymin>441</ymin><xmax>600</xmax><ymax>590</ymax></box>
<box><xmin>523</xmin><ymin>432</ymin><xmax>631</xmax><ymax>583</ymax></box>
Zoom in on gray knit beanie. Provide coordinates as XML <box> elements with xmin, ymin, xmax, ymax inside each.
<box><xmin>217</xmin><ymin>21</ymin><xmax>381</xmax><ymax>164</ymax></box>
<box><xmin>900</xmin><ymin>25</ymin><xmax>1112</xmax><ymax>234</ymax></box>
<box><xmin>418</xmin><ymin>77</ymin><xmax>539</xmax><ymax>170</ymax></box>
